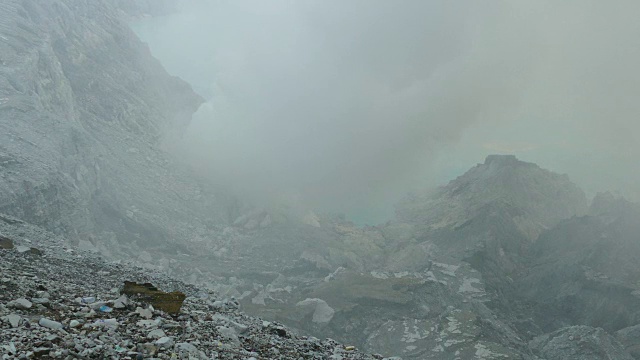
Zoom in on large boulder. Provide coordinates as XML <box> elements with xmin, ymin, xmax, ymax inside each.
<box><xmin>122</xmin><ymin>281</ymin><xmax>186</xmax><ymax>314</ymax></box>
<box><xmin>0</xmin><ymin>235</ymin><xmax>13</xmax><ymax>249</ymax></box>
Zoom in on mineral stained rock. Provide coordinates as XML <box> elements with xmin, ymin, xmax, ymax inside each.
<box><xmin>0</xmin><ymin>235</ymin><xmax>14</xmax><ymax>249</ymax></box>
<box><xmin>122</xmin><ymin>281</ymin><xmax>186</xmax><ymax>314</ymax></box>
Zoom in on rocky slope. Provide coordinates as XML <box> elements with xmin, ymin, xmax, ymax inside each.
<box><xmin>0</xmin><ymin>215</ymin><xmax>386</xmax><ymax>360</ymax></box>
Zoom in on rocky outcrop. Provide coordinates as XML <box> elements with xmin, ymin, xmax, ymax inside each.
<box><xmin>386</xmin><ymin>156</ymin><xmax>590</xmax><ymax>302</ymax></box>
<box><xmin>529</xmin><ymin>326</ymin><xmax>633</xmax><ymax>360</ymax></box>
<box><xmin>0</xmin><ymin>0</ymin><xmax>227</xmax><ymax>255</ymax></box>
<box><xmin>397</xmin><ymin>155</ymin><xmax>588</xmax><ymax>237</ymax></box>
<box><xmin>121</xmin><ymin>281</ymin><xmax>186</xmax><ymax>314</ymax></box>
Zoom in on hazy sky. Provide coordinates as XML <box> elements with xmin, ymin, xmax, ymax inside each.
<box><xmin>134</xmin><ymin>0</ymin><xmax>640</xmax><ymax>224</ymax></box>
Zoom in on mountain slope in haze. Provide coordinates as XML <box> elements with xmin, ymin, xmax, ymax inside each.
<box><xmin>392</xmin><ymin>155</ymin><xmax>588</xmax><ymax>286</ymax></box>
<box><xmin>1</xmin><ymin>1</ymin><xmax>638</xmax><ymax>359</ymax></box>
<box><xmin>0</xmin><ymin>0</ymin><xmax>229</xmax><ymax>256</ymax></box>
<box><xmin>183</xmin><ymin>155</ymin><xmax>629</xmax><ymax>359</ymax></box>
<box><xmin>397</xmin><ymin>154</ymin><xmax>588</xmax><ymax>237</ymax></box>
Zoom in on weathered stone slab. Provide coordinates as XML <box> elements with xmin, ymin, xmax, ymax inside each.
<box><xmin>122</xmin><ymin>281</ymin><xmax>185</xmax><ymax>315</ymax></box>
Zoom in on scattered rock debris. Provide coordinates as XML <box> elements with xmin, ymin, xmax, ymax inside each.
<box><xmin>0</xmin><ymin>236</ymin><xmax>391</xmax><ymax>360</ymax></box>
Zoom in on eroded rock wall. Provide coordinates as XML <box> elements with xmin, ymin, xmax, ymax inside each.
<box><xmin>0</xmin><ymin>0</ymin><xmax>226</xmax><ymax>253</ymax></box>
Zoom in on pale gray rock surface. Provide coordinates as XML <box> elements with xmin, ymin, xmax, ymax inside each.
<box><xmin>7</xmin><ymin>298</ymin><xmax>31</xmax><ymax>310</ymax></box>
<box><xmin>3</xmin><ymin>314</ymin><xmax>20</xmax><ymax>328</ymax></box>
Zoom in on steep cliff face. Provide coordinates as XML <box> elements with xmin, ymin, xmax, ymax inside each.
<box><xmin>0</xmin><ymin>0</ymin><xmax>226</xmax><ymax>254</ymax></box>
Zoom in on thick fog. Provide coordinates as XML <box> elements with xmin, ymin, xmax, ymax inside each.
<box><xmin>134</xmin><ymin>0</ymin><xmax>640</xmax><ymax>223</ymax></box>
